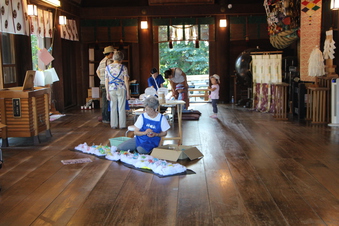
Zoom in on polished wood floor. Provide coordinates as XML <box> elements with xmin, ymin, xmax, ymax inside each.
<box><xmin>0</xmin><ymin>103</ymin><xmax>339</xmax><ymax>226</ymax></box>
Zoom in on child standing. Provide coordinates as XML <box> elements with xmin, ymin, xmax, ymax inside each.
<box><xmin>208</xmin><ymin>74</ymin><xmax>220</xmax><ymax>119</ymax></box>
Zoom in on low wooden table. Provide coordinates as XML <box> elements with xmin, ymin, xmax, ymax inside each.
<box><xmin>160</xmin><ymin>100</ymin><xmax>185</xmax><ymax>145</ymax></box>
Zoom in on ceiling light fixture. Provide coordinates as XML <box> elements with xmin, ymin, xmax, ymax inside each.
<box><xmin>41</xmin><ymin>0</ymin><xmax>61</xmax><ymax>7</ymax></box>
<box><xmin>27</xmin><ymin>4</ymin><xmax>38</xmax><ymax>16</ymax></box>
<box><xmin>220</xmin><ymin>19</ymin><xmax>227</xmax><ymax>28</ymax></box>
<box><xmin>141</xmin><ymin>21</ymin><xmax>148</xmax><ymax>29</ymax></box>
<box><xmin>59</xmin><ymin>16</ymin><xmax>67</xmax><ymax>25</ymax></box>
<box><xmin>331</xmin><ymin>0</ymin><xmax>339</xmax><ymax>9</ymax></box>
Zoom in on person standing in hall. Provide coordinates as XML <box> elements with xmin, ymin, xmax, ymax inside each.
<box><xmin>96</xmin><ymin>46</ymin><xmax>115</xmax><ymax>123</ymax></box>
<box><xmin>148</xmin><ymin>67</ymin><xmax>165</xmax><ymax>91</ymax></box>
<box><xmin>105</xmin><ymin>51</ymin><xmax>130</xmax><ymax>129</ymax></box>
<box><xmin>164</xmin><ymin>68</ymin><xmax>190</xmax><ymax>109</ymax></box>
<box><xmin>208</xmin><ymin>74</ymin><xmax>220</xmax><ymax>119</ymax></box>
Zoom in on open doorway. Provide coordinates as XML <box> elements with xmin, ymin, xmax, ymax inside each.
<box><xmin>159</xmin><ymin>39</ymin><xmax>210</xmax><ymax>102</ymax></box>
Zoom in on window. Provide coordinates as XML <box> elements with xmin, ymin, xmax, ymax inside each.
<box><xmin>1</xmin><ymin>33</ymin><xmax>17</xmax><ymax>86</ymax></box>
<box><xmin>31</xmin><ymin>35</ymin><xmax>52</xmax><ymax>70</ymax></box>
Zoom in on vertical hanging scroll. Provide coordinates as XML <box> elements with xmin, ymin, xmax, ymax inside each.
<box><xmin>300</xmin><ymin>0</ymin><xmax>322</xmax><ymax>81</ymax></box>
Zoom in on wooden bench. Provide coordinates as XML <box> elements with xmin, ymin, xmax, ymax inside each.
<box><xmin>188</xmin><ymin>88</ymin><xmax>209</xmax><ymax>101</ymax></box>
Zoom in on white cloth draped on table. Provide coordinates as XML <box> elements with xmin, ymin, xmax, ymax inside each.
<box><xmin>252</xmin><ymin>54</ymin><xmax>282</xmax><ymax>112</ymax></box>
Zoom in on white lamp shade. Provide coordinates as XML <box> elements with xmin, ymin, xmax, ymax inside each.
<box><xmin>141</xmin><ymin>21</ymin><xmax>148</xmax><ymax>29</ymax></box>
<box><xmin>27</xmin><ymin>5</ymin><xmax>38</xmax><ymax>16</ymax></box>
<box><xmin>59</xmin><ymin>16</ymin><xmax>67</xmax><ymax>25</ymax></box>
<box><xmin>220</xmin><ymin>19</ymin><xmax>227</xmax><ymax>27</ymax></box>
<box><xmin>331</xmin><ymin>0</ymin><xmax>339</xmax><ymax>9</ymax></box>
<box><xmin>41</xmin><ymin>0</ymin><xmax>61</xmax><ymax>7</ymax></box>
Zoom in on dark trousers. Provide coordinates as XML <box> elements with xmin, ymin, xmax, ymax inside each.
<box><xmin>212</xmin><ymin>99</ymin><xmax>218</xmax><ymax>114</ymax></box>
<box><xmin>100</xmin><ymin>84</ymin><xmax>110</xmax><ymax>121</ymax></box>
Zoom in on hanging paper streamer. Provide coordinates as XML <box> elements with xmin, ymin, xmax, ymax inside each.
<box><xmin>323</xmin><ymin>30</ymin><xmax>336</xmax><ymax>60</ymax></box>
<box><xmin>308</xmin><ymin>46</ymin><xmax>325</xmax><ymax>77</ymax></box>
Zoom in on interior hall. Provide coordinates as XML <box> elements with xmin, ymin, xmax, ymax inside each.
<box><xmin>0</xmin><ymin>0</ymin><xmax>339</xmax><ymax>225</ymax></box>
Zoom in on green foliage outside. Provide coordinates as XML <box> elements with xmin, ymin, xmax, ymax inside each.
<box><xmin>159</xmin><ymin>41</ymin><xmax>209</xmax><ymax>75</ymax></box>
<box><xmin>31</xmin><ymin>35</ymin><xmax>39</xmax><ymax>70</ymax></box>
<box><xmin>159</xmin><ymin>41</ymin><xmax>209</xmax><ymax>87</ymax></box>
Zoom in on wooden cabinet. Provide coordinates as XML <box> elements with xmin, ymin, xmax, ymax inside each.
<box><xmin>0</xmin><ymin>87</ymin><xmax>51</xmax><ymax>147</ymax></box>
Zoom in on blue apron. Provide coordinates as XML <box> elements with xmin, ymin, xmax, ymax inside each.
<box><xmin>136</xmin><ymin>114</ymin><xmax>163</xmax><ymax>153</ymax></box>
<box><xmin>107</xmin><ymin>65</ymin><xmax>129</xmax><ymax>110</ymax></box>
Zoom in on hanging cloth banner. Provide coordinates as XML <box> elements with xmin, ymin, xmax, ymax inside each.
<box><xmin>44</xmin><ymin>10</ymin><xmax>53</xmax><ymax>38</ymax></box>
<box><xmin>60</xmin><ymin>19</ymin><xmax>79</xmax><ymax>41</ymax></box>
<box><xmin>300</xmin><ymin>0</ymin><xmax>322</xmax><ymax>81</ymax></box>
<box><xmin>0</xmin><ymin>0</ymin><xmax>15</xmax><ymax>34</ymax></box>
<box><xmin>12</xmin><ymin>0</ymin><xmax>29</xmax><ymax>35</ymax></box>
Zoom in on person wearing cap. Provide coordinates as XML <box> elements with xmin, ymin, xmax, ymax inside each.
<box><xmin>208</xmin><ymin>74</ymin><xmax>220</xmax><ymax>119</ymax></box>
<box><xmin>96</xmin><ymin>46</ymin><xmax>115</xmax><ymax>123</ymax></box>
<box><xmin>105</xmin><ymin>51</ymin><xmax>130</xmax><ymax>129</ymax></box>
<box><xmin>147</xmin><ymin>67</ymin><xmax>165</xmax><ymax>91</ymax></box>
<box><xmin>164</xmin><ymin>68</ymin><xmax>189</xmax><ymax>109</ymax></box>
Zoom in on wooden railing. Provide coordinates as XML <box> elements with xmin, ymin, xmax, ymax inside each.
<box><xmin>188</xmin><ymin>88</ymin><xmax>209</xmax><ymax>101</ymax></box>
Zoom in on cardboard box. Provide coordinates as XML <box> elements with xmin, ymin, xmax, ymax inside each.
<box><xmin>151</xmin><ymin>144</ymin><xmax>203</xmax><ymax>162</ymax></box>
<box><xmin>91</xmin><ymin>87</ymin><xmax>100</xmax><ymax>98</ymax></box>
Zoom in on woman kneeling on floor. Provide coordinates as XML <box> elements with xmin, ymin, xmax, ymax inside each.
<box><xmin>118</xmin><ymin>96</ymin><xmax>170</xmax><ymax>154</ymax></box>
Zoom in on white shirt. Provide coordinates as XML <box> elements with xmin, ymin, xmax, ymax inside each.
<box><xmin>170</xmin><ymin>68</ymin><xmax>185</xmax><ymax>83</ymax></box>
<box><xmin>135</xmin><ymin>112</ymin><xmax>170</xmax><ymax>131</ymax></box>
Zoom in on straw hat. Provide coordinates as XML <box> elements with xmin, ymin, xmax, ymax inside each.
<box><xmin>103</xmin><ymin>46</ymin><xmax>115</xmax><ymax>54</ymax></box>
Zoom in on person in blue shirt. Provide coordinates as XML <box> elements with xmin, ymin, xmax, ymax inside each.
<box><xmin>147</xmin><ymin>68</ymin><xmax>165</xmax><ymax>91</ymax></box>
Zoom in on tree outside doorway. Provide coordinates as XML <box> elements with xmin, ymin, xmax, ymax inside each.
<box><xmin>159</xmin><ymin>41</ymin><xmax>210</xmax><ymax>101</ymax></box>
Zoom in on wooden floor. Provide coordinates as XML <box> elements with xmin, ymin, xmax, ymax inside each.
<box><xmin>1</xmin><ymin>103</ymin><xmax>339</xmax><ymax>226</ymax></box>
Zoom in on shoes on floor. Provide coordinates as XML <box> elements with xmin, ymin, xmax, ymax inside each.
<box><xmin>111</xmin><ymin>126</ymin><xmax>118</xmax><ymax>129</ymax></box>
<box><xmin>102</xmin><ymin>120</ymin><xmax>110</xmax><ymax>123</ymax></box>
<box><xmin>119</xmin><ymin>127</ymin><xmax>127</xmax><ymax>129</ymax></box>
<box><xmin>209</xmin><ymin>115</ymin><xmax>218</xmax><ymax>119</ymax></box>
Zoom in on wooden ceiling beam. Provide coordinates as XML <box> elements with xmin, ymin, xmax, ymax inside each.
<box><xmin>80</xmin><ymin>4</ymin><xmax>265</xmax><ymax>19</ymax></box>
